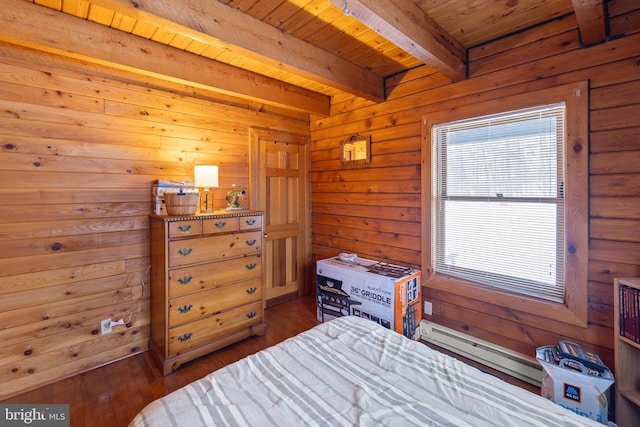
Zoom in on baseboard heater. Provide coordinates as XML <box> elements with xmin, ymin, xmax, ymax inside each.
<box><xmin>418</xmin><ymin>320</ymin><xmax>543</xmax><ymax>388</ymax></box>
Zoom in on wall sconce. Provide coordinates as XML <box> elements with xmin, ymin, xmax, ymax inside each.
<box><xmin>194</xmin><ymin>165</ymin><xmax>219</xmax><ymax>213</ymax></box>
<box><xmin>341</xmin><ymin>134</ymin><xmax>370</xmax><ymax>168</ymax></box>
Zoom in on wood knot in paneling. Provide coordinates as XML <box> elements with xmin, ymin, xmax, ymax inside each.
<box><xmin>572</xmin><ymin>142</ymin><xmax>583</xmax><ymax>153</ymax></box>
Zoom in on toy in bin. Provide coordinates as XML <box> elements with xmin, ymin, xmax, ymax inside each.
<box><xmin>536</xmin><ymin>340</ymin><xmax>614</xmax><ymax>425</ymax></box>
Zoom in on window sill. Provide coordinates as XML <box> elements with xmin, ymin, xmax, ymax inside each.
<box><xmin>426</xmin><ymin>274</ymin><xmax>588</xmax><ymax>328</ymax></box>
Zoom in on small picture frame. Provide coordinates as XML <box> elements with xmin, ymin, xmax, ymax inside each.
<box><xmin>341</xmin><ymin>134</ymin><xmax>370</xmax><ymax>168</ymax></box>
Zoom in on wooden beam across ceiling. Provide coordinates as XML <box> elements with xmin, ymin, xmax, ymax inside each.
<box><xmin>91</xmin><ymin>0</ymin><xmax>385</xmax><ymax>103</ymax></box>
<box><xmin>327</xmin><ymin>0</ymin><xmax>467</xmax><ymax>82</ymax></box>
<box><xmin>571</xmin><ymin>0</ymin><xmax>607</xmax><ymax>46</ymax></box>
<box><xmin>0</xmin><ymin>0</ymin><xmax>330</xmax><ymax>115</ymax></box>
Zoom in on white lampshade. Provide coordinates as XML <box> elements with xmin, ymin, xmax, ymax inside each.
<box><xmin>194</xmin><ymin>165</ymin><xmax>219</xmax><ymax>189</ymax></box>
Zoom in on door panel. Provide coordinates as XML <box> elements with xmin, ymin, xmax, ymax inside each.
<box><xmin>250</xmin><ymin>128</ymin><xmax>310</xmax><ymax>302</ymax></box>
<box><xmin>264</xmin><ymin>142</ymin><xmax>302</xmax><ymax>300</ymax></box>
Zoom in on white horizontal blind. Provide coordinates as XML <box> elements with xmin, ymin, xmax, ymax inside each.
<box><xmin>432</xmin><ymin>103</ymin><xmax>566</xmax><ymax>302</ymax></box>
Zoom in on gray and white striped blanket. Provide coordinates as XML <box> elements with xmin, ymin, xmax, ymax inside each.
<box><xmin>129</xmin><ymin>316</ymin><xmax>601</xmax><ymax>426</ymax></box>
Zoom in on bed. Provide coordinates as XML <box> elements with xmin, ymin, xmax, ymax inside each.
<box><xmin>129</xmin><ymin>316</ymin><xmax>602</xmax><ymax>426</ymax></box>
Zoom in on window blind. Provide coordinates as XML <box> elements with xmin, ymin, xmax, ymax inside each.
<box><xmin>432</xmin><ymin>103</ymin><xmax>566</xmax><ymax>302</ymax></box>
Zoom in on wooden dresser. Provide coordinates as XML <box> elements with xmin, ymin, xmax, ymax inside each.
<box><xmin>149</xmin><ymin>211</ymin><xmax>266</xmax><ymax>375</ymax></box>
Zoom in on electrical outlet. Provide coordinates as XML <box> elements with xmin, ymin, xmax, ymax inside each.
<box><xmin>101</xmin><ymin>318</ymin><xmax>112</xmax><ymax>334</ymax></box>
<box><xmin>424</xmin><ymin>301</ymin><xmax>433</xmax><ymax>316</ymax></box>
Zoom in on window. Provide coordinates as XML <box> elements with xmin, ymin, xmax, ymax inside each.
<box><xmin>432</xmin><ymin>104</ymin><xmax>566</xmax><ymax>302</ymax></box>
<box><xmin>421</xmin><ymin>82</ymin><xmax>589</xmax><ymax>327</ymax></box>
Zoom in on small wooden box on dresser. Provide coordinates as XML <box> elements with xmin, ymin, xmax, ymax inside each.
<box><xmin>149</xmin><ymin>211</ymin><xmax>266</xmax><ymax>376</ymax></box>
<box><xmin>614</xmin><ymin>277</ymin><xmax>640</xmax><ymax>427</ymax></box>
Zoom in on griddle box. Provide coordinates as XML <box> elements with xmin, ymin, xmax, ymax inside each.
<box><xmin>316</xmin><ymin>256</ymin><xmax>421</xmax><ymax>339</ymax></box>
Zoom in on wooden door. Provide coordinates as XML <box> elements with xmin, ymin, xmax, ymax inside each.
<box><xmin>250</xmin><ymin>128</ymin><xmax>310</xmax><ymax>303</ymax></box>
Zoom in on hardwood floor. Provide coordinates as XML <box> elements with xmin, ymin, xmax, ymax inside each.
<box><xmin>1</xmin><ymin>295</ymin><xmax>540</xmax><ymax>426</ymax></box>
<box><xmin>1</xmin><ymin>295</ymin><xmax>320</xmax><ymax>427</ymax></box>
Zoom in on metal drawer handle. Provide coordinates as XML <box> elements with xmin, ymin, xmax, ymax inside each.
<box><xmin>215</xmin><ymin>221</ymin><xmax>227</xmax><ymax>229</ymax></box>
<box><xmin>177</xmin><ymin>304</ymin><xmax>193</xmax><ymax>314</ymax></box>
<box><xmin>178</xmin><ymin>332</ymin><xmax>192</xmax><ymax>342</ymax></box>
<box><xmin>246</xmin><ymin>287</ymin><xmax>257</xmax><ymax>295</ymax></box>
<box><xmin>178</xmin><ymin>224</ymin><xmax>192</xmax><ymax>232</ymax></box>
<box><xmin>177</xmin><ymin>276</ymin><xmax>193</xmax><ymax>285</ymax></box>
<box><xmin>245</xmin><ymin>239</ymin><xmax>257</xmax><ymax>246</ymax></box>
<box><xmin>177</xmin><ymin>248</ymin><xmax>193</xmax><ymax>256</ymax></box>
<box><xmin>245</xmin><ymin>219</ymin><xmax>256</xmax><ymax>226</ymax></box>
<box><xmin>246</xmin><ymin>311</ymin><xmax>257</xmax><ymax>319</ymax></box>
<box><xmin>246</xmin><ymin>263</ymin><xmax>257</xmax><ymax>270</ymax></box>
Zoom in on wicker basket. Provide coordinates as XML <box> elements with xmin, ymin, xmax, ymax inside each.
<box><xmin>164</xmin><ymin>192</ymin><xmax>200</xmax><ymax>216</ymax></box>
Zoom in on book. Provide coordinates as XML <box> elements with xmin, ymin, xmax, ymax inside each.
<box><xmin>620</xmin><ymin>285</ymin><xmax>640</xmax><ymax>344</ymax></box>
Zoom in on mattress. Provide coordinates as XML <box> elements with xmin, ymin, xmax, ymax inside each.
<box><xmin>129</xmin><ymin>316</ymin><xmax>602</xmax><ymax>426</ymax></box>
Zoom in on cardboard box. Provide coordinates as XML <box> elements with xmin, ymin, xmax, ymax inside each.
<box><xmin>316</xmin><ymin>256</ymin><xmax>421</xmax><ymax>338</ymax></box>
<box><xmin>536</xmin><ymin>345</ymin><xmax>614</xmax><ymax>424</ymax></box>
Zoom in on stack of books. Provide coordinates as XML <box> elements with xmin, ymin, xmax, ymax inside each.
<box><xmin>619</xmin><ymin>284</ymin><xmax>640</xmax><ymax>344</ymax></box>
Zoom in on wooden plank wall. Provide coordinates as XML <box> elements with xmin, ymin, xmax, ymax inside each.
<box><xmin>0</xmin><ymin>43</ymin><xmax>309</xmax><ymax>399</ymax></box>
<box><xmin>310</xmin><ymin>0</ymin><xmax>640</xmax><ymax>370</ymax></box>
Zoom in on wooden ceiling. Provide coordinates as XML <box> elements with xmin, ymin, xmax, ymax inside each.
<box><xmin>4</xmin><ymin>0</ymin><xmax>608</xmax><ymax>115</ymax></box>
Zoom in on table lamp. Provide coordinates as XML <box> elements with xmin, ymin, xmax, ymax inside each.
<box><xmin>194</xmin><ymin>165</ymin><xmax>219</xmax><ymax>213</ymax></box>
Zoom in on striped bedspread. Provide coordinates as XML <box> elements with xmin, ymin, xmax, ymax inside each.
<box><xmin>129</xmin><ymin>316</ymin><xmax>601</xmax><ymax>426</ymax></box>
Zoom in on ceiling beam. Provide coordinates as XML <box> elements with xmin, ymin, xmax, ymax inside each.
<box><xmin>91</xmin><ymin>0</ymin><xmax>385</xmax><ymax>102</ymax></box>
<box><xmin>0</xmin><ymin>0</ymin><xmax>330</xmax><ymax>115</ymax></box>
<box><xmin>571</xmin><ymin>0</ymin><xmax>607</xmax><ymax>46</ymax></box>
<box><xmin>327</xmin><ymin>0</ymin><xmax>466</xmax><ymax>82</ymax></box>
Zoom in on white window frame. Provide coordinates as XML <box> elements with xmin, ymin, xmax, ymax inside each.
<box><xmin>421</xmin><ymin>82</ymin><xmax>589</xmax><ymax>327</ymax></box>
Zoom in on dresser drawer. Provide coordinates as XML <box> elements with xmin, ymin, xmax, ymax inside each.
<box><xmin>168</xmin><ymin>231</ymin><xmax>262</xmax><ymax>267</ymax></box>
<box><xmin>169</xmin><ymin>278</ymin><xmax>262</xmax><ymax>327</ymax></box>
<box><xmin>239</xmin><ymin>215</ymin><xmax>262</xmax><ymax>231</ymax></box>
<box><xmin>203</xmin><ymin>217</ymin><xmax>239</xmax><ymax>234</ymax></box>
<box><xmin>168</xmin><ymin>220</ymin><xmax>201</xmax><ymax>238</ymax></box>
<box><xmin>168</xmin><ymin>301</ymin><xmax>262</xmax><ymax>357</ymax></box>
<box><xmin>168</xmin><ymin>255</ymin><xmax>262</xmax><ymax>297</ymax></box>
